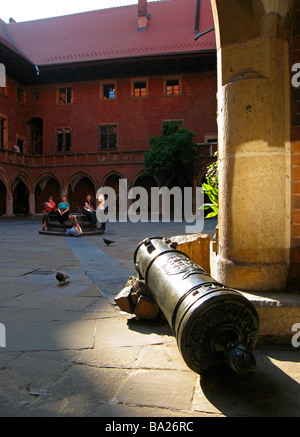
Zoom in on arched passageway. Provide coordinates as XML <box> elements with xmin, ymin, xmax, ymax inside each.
<box><xmin>0</xmin><ymin>179</ymin><xmax>6</xmax><ymax>215</ymax></box>
<box><xmin>133</xmin><ymin>173</ymin><xmax>158</xmax><ymax>213</ymax></box>
<box><xmin>67</xmin><ymin>176</ymin><xmax>95</xmax><ymax>212</ymax></box>
<box><xmin>13</xmin><ymin>181</ymin><xmax>29</xmax><ymax>214</ymax></box>
<box><xmin>35</xmin><ymin>177</ymin><xmax>61</xmax><ymax>213</ymax></box>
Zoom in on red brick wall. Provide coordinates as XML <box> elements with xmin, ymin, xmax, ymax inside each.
<box><xmin>24</xmin><ymin>71</ymin><xmax>217</xmax><ymax>154</ymax></box>
<box><xmin>0</xmin><ymin>76</ymin><xmax>28</xmax><ymax>151</ymax></box>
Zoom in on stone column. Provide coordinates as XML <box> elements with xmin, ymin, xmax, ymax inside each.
<box><xmin>29</xmin><ymin>193</ymin><xmax>36</xmax><ymax>215</ymax></box>
<box><xmin>211</xmin><ymin>1</ymin><xmax>292</xmax><ymax>291</ymax></box>
<box><xmin>5</xmin><ymin>193</ymin><xmax>14</xmax><ymax>216</ymax></box>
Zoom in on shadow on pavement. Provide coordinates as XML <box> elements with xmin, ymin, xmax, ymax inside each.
<box><xmin>199</xmin><ymin>346</ymin><xmax>300</xmax><ymax>417</ymax></box>
<box><xmin>126</xmin><ymin>317</ymin><xmax>174</xmax><ymax>338</ymax></box>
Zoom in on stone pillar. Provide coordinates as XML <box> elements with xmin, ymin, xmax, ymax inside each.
<box><xmin>29</xmin><ymin>193</ymin><xmax>36</xmax><ymax>215</ymax></box>
<box><xmin>211</xmin><ymin>1</ymin><xmax>292</xmax><ymax>291</ymax></box>
<box><xmin>5</xmin><ymin>193</ymin><xmax>14</xmax><ymax>216</ymax></box>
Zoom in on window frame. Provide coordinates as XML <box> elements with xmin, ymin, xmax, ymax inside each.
<box><xmin>54</xmin><ymin>128</ymin><xmax>72</xmax><ymax>153</ymax></box>
<box><xmin>57</xmin><ymin>87</ymin><xmax>73</xmax><ymax>105</ymax></box>
<box><xmin>131</xmin><ymin>78</ymin><xmax>148</xmax><ymax>99</ymax></box>
<box><xmin>15</xmin><ymin>134</ymin><xmax>26</xmax><ymax>153</ymax></box>
<box><xmin>204</xmin><ymin>134</ymin><xmax>218</xmax><ymax>144</ymax></box>
<box><xmin>16</xmin><ymin>86</ymin><xmax>26</xmax><ymax>104</ymax></box>
<box><xmin>0</xmin><ymin>115</ymin><xmax>8</xmax><ymax>150</ymax></box>
<box><xmin>0</xmin><ymin>86</ymin><xmax>7</xmax><ymax>98</ymax></box>
<box><xmin>98</xmin><ymin>123</ymin><xmax>118</xmax><ymax>150</ymax></box>
<box><xmin>161</xmin><ymin>119</ymin><xmax>184</xmax><ymax>127</ymax></box>
<box><xmin>0</xmin><ymin>114</ymin><xmax>8</xmax><ymax>150</ymax></box>
<box><xmin>164</xmin><ymin>76</ymin><xmax>181</xmax><ymax>97</ymax></box>
<box><xmin>33</xmin><ymin>91</ymin><xmax>40</xmax><ymax>101</ymax></box>
<box><xmin>100</xmin><ymin>80</ymin><xmax>117</xmax><ymax>100</ymax></box>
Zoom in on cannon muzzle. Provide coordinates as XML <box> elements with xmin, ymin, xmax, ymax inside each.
<box><xmin>134</xmin><ymin>237</ymin><xmax>260</xmax><ymax>376</ymax></box>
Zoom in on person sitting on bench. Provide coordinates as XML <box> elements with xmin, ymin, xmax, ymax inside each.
<box><xmin>82</xmin><ymin>194</ymin><xmax>101</xmax><ymax>228</ymax></box>
<box><xmin>57</xmin><ymin>195</ymin><xmax>70</xmax><ymax>225</ymax></box>
<box><xmin>42</xmin><ymin>196</ymin><xmax>56</xmax><ymax>231</ymax></box>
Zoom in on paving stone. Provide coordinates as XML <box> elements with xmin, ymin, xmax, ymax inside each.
<box><xmin>0</xmin><ymin>392</ymin><xmax>40</xmax><ymax>417</ymax></box>
<box><xmin>82</xmin><ymin>298</ymin><xmax>115</xmax><ymax>313</ymax></box>
<box><xmin>137</xmin><ymin>344</ymin><xmax>190</xmax><ymax>372</ymax></box>
<box><xmin>76</xmin><ymin>346</ymin><xmax>143</xmax><ymax>369</ymax></box>
<box><xmin>0</xmin><ymin>308</ymin><xmax>81</xmax><ymax>323</ymax></box>
<box><xmin>79</xmin><ymin>311</ymin><xmax>119</xmax><ymax>320</ymax></box>
<box><xmin>0</xmin><ymin>350</ymin><xmax>77</xmax><ymax>394</ymax></box>
<box><xmin>1</xmin><ymin>294</ymin><xmax>98</xmax><ymax>311</ymax></box>
<box><xmin>4</xmin><ymin>319</ymin><xmax>96</xmax><ymax>351</ymax></box>
<box><xmin>93</xmin><ymin>317</ymin><xmax>175</xmax><ymax>349</ymax></box>
<box><xmin>15</xmin><ymin>396</ymin><xmax>70</xmax><ymax>417</ymax></box>
<box><xmin>77</xmin><ymin>285</ymin><xmax>104</xmax><ymax>297</ymax></box>
<box><xmin>0</xmin><ymin>282</ymin><xmax>47</xmax><ymax>296</ymax></box>
<box><xmin>116</xmin><ymin>369</ymin><xmax>197</xmax><ymax>411</ymax></box>
<box><xmin>0</xmin><ymin>352</ymin><xmax>21</xmax><ymax>368</ymax></box>
<box><xmin>64</xmin><ymin>401</ymin><xmax>194</xmax><ymax>417</ymax></box>
<box><xmin>48</xmin><ymin>364</ymin><xmax>129</xmax><ymax>403</ymax></box>
<box><xmin>35</xmin><ymin>283</ymin><xmax>92</xmax><ymax>297</ymax></box>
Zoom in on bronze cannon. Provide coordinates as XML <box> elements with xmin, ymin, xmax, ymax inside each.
<box><xmin>133</xmin><ymin>237</ymin><xmax>260</xmax><ymax>376</ymax></box>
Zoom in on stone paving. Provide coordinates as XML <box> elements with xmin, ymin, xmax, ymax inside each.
<box><xmin>0</xmin><ymin>217</ymin><xmax>299</xmax><ymax>417</ymax></box>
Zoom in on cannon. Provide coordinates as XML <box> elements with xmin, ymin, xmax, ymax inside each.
<box><xmin>133</xmin><ymin>237</ymin><xmax>260</xmax><ymax>376</ymax></box>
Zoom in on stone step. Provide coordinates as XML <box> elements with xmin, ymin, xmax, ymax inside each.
<box><xmin>241</xmin><ymin>291</ymin><xmax>300</xmax><ymax>345</ymax></box>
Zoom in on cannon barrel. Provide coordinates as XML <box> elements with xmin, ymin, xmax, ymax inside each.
<box><xmin>134</xmin><ymin>237</ymin><xmax>260</xmax><ymax>375</ymax></box>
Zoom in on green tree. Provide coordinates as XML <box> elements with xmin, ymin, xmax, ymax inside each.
<box><xmin>144</xmin><ymin>121</ymin><xmax>196</xmax><ymax>186</ymax></box>
<box><xmin>200</xmin><ymin>152</ymin><xmax>218</xmax><ymax>218</ymax></box>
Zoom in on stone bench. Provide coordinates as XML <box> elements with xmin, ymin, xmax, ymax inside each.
<box><xmin>39</xmin><ymin>212</ymin><xmax>104</xmax><ymax>236</ymax></box>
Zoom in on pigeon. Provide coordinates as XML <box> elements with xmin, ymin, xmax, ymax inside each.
<box><xmin>103</xmin><ymin>238</ymin><xmax>115</xmax><ymax>246</ymax></box>
<box><xmin>224</xmin><ymin>341</ymin><xmax>256</xmax><ymax>377</ymax></box>
<box><xmin>56</xmin><ymin>272</ymin><xmax>69</xmax><ymax>284</ymax></box>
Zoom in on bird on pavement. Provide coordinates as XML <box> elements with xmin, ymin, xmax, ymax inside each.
<box><xmin>56</xmin><ymin>272</ymin><xmax>70</xmax><ymax>284</ymax></box>
<box><xmin>103</xmin><ymin>238</ymin><xmax>115</xmax><ymax>246</ymax></box>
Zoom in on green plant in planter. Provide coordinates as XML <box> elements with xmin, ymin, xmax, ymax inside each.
<box><xmin>200</xmin><ymin>152</ymin><xmax>218</xmax><ymax>218</ymax></box>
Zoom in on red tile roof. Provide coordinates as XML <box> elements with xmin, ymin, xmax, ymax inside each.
<box><xmin>0</xmin><ymin>0</ymin><xmax>215</xmax><ymax>67</ymax></box>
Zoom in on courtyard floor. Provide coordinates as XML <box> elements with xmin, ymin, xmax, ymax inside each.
<box><xmin>0</xmin><ymin>217</ymin><xmax>299</xmax><ymax>417</ymax></box>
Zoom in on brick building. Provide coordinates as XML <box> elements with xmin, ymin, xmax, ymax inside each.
<box><xmin>0</xmin><ymin>0</ymin><xmax>217</xmax><ymax>215</ymax></box>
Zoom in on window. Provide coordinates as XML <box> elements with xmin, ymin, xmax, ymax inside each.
<box><xmin>33</xmin><ymin>92</ymin><xmax>39</xmax><ymax>101</ymax></box>
<box><xmin>58</xmin><ymin>87</ymin><xmax>72</xmax><ymax>104</ymax></box>
<box><xmin>17</xmin><ymin>87</ymin><xmax>25</xmax><ymax>103</ymax></box>
<box><xmin>16</xmin><ymin>138</ymin><xmax>24</xmax><ymax>153</ymax></box>
<box><xmin>101</xmin><ymin>82</ymin><xmax>116</xmax><ymax>100</ymax></box>
<box><xmin>98</xmin><ymin>124</ymin><xmax>118</xmax><ymax>149</ymax></box>
<box><xmin>0</xmin><ymin>86</ymin><xmax>7</xmax><ymax>97</ymax></box>
<box><xmin>0</xmin><ymin>117</ymin><xmax>6</xmax><ymax>149</ymax></box>
<box><xmin>204</xmin><ymin>135</ymin><xmax>218</xmax><ymax>144</ymax></box>
<box><xmin>162</xmin><ymin>119</ymin><xmax>184</xmax><ymax>128</ymax></box>
<box><xmin>132</xmin><ymin>79</ymin><xmax>148</xmax><ymax>98</ymax></box>
<box><xmin>54</xmin><ymin>128</ymin><xmax>72</xmax><ymax>152</ymax></box>
<box><xmin>165</xmin><ymin>78</ymin><xmax>180</xmax><ymax>96</ymax></box>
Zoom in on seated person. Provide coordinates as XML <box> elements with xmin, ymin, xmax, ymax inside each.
<box><xmin>57</xmin><ymin>195</ymin><xmax>70</xmax><ymax>225</ymax></box>
<box><xmin>96</xmin><ymin>193</ymin><xmax>107</xmax><ymax>231</ymax></box>
<box><xmin>42</xmin><ymin>196</ymin><xmax>56</xmax><ymax>230</ymax></box>
<box><xmin>66</xmin><ymin>215</ymin><xmax>82</xmax><ymax>237</ymax></box>
<box><xmin>82</xmin><ymin>194</ymin><xmax>101</xmax><ymax>228</ymax></box>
